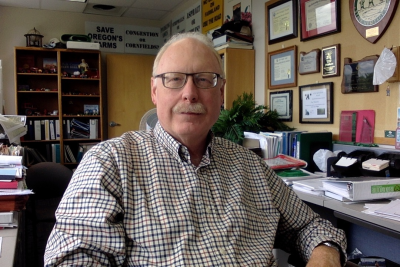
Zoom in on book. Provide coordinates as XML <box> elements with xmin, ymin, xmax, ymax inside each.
<box><xmin>51</xmin><ymin>144</ymin><xmax>61</xmax><ymax>163</ymax></box>
<box><xmin>0</xmin><ymin>168</ymin><xmax>18</xmax><ymax>181</ymax></box>
<box><xmin>213</xmin><ymin>34</ymin><xmax>253</xmax><ymax>47</ymax></box>
<box><xmin>322</xmin><ymin>176</ymin><xmax>400</xmax><ymax>201</ymax></box>
<box><xmin>0</xmin><ymin>180</ymin><xmax>19</xmax><ymax>189</ymax></box>
<box><xmin>214</xmin><ymin>42</ymin><xmax>253</xmax><ymax>51</ymax></box>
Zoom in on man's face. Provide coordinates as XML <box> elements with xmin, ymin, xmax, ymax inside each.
<box><xmin>151</xmin><ymin>38</ymin><xmax>224</xmax><ymax>144</ymax></box>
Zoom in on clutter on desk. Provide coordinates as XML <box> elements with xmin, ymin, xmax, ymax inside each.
<box><xmin>362</xmin><ymin>199</ymin><xmax>400</xmax><ymax>222</ymax></box>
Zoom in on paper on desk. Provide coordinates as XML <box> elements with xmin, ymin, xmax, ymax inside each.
<box><xmin>0</xmin><ymin>115</ymin><xmax>27</xmax><ymax>144</ymax></box>
<box><xmin>362</xmin><ymin>199</ymin><xmax>400</xmax><ymax>222</ymax></box>
<box><xmin>335</xmin><ymin>157</ymin><xmax>357</xmax><ymax>167</ymax></box>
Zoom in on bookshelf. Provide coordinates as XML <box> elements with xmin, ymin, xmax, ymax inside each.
<box><xmin>217</xmin><ymin>48</ymin><xmax>255</xmax><ymax>109</ymax></box>
<box><xmin>14</xmin><ymin>47</ymin><xmax>103</xmax><ymax>168</ymax></box>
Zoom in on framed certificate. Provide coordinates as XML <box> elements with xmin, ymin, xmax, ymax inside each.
<box><xmin>299</xmin><ymin>0</ymin><xmax>341</xmax><ymax>41</ymax></box>
<box><xmin>299</xmin><ymin>82</ymin><xmax>333</xmax><ymax>124</ymax></box>
<box><xmin>266</xmin><ymin>0</ymin><xmax>298</xmax><ymax>44</ymax></box>
<box><xmin>270</xmin><ymin>90</ymin><xmax>293</xmax><ymax>121</ymax></box>
<box><xmin>268</xmin><ymin>45</ymin><xmax>297</xmax><ymax>89</ymax></box>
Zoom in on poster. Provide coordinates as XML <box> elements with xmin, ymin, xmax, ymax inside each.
<box><xmin>223</xmin><ymin>0</ymin><xmax>252</xmax><ymax>24</ymax></box>
<box><xmin>186</xmin><ymin>2</ymin><xmax>202</xmax><ymax>32</ymax></box>
<box><xmin>202</xmin><ymin>0</ymin><xmax>224</xmax><ymax>34</ymax></box>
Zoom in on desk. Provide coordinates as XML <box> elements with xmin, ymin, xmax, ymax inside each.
<box><xmin>0</xmin><ymin>227</ymin><xmax>17</xmax><ymax>267</ymax></box>
<box><xmin>295</xmin><ymin>190</ymin><xmax>400</xmax><ymax>264</ymax></box>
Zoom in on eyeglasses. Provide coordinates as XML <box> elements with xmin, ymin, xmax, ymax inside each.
<box><xmin>154</xmin><ymin>72</ymin><xmax>223</xmax><ymax>89</ymax></box>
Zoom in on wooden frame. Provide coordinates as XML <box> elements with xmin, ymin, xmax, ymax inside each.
<box><xmin>321</xmin><ymin>44</ymin><xmax>340</xmax><ymax>78</ymax></box>
<box><xmin>270</xmin><ymin>90</ymin><xmax>293</xmax><ymax>121</ymax></box>
<box><xmin>268</xmin><ymin>45</ymin><xmax>297</xmax><ymax>89</ymax></box>
<box><xmin>341</xmin><ymin>56</ymin><xmax>379</xmax><ymax>94</ymax></box>
<box><xmin>266</xmin><ymin>0</ymin><xmax>298</xmax><ymax>44</ymax></box>
<box><xmin>299</xmin><ymin>82</ymin><xmax>333</xmax><ymax>124</ymax></box>
<box><xmin>299</xmin><ymin>49</ymin><xmax>321</xmax><ymax>75</ymax></box>
<box><xmin>349</xmin><ymin>0</ymin><xmax>399</xmax><ymax>44</ymax></box>
<box><xmin>299</xmin><ymin>0</ymin><xmax>340</xmax><ymax>41</ymax></box>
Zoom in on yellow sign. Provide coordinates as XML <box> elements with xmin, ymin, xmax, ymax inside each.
<box><xmin>202</xmin><ymin>0</ymin><xmax>223</xmax><ymax>34</ymax></box>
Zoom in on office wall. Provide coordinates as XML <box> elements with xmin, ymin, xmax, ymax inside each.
<box><xmin>264</xmin><ymin>1</ymin><xmax>400</xmax><ymax>144</ymax></box>
<box><xmin>0</xmin><ymin>6</ymin><xmax>159</xmax><ymax>115</ymax></box>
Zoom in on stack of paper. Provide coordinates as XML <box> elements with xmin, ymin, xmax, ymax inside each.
<box><xmin>362</xmin><ymin>199</ymin><xmax>400</xmax><ymax>222</ymax></box>
<box><xmin>362</xmin><ymin>158</ymin><xmax>390</xmax><ymax>171</ymax></box>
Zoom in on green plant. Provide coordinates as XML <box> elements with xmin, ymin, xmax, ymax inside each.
<box><xmin>212</xmin><ymin>92</ymin><xmax>294</xmax><ymax>144</ymax></box>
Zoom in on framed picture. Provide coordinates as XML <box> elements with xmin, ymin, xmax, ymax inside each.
<box><xmin>299</xmin><ymin>49</ymin><xmax>321</xmax><ymax>75</ymax></box>
<box><xmin>266</xmin><ymin>0</ymin><xmax>298</xmax><ymax>44</ymax></box>
<box><xmin>299</xmin><ymin>82</ymin><xmax>333</xmax><ymax>124</ymax></box>
<box><xmin>341</xmin><ymin>56</ymin><xmax>379</xmax><ymax>94</ymax></box>
<box><xmin>321</xmin><ymin>44</ymin><xmax>340</xmax><ymax>78</ymax></box>
<box><xmin>270</xmin><ymin>90</ymin><xmax>293</xmax><ymax>121</ymax></box>
<box><xmin>268</xmin><ymin>45</ymin><xmax>297</xmax><ymax>89</ymax></box>
<box><xmin>299</xmin><ymin>0</ymin><xmax>341</xmax><ymax>41</ymax></box>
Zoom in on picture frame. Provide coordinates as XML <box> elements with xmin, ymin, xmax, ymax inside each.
<box><xmin>268</xmin><ymin>45</ymin><xmax>297</xmax><ymax>89</ymax></box>
<box><xmin>269</xmin><ymin>90</ymin><xmax>293</xmax><ymax>121</ymax></box>
<box><xmin>321</xmin><ymin>44</ymin><xmax>340</xmax><ymax>78</ymax></box>
<box><xmin>299</xmin><ymin>82</ymin><xmax>333</xmax><ymax>124</ymax></box>
<box><xmin>266</xmin><ymin>0</ymin><xmax>298</xmax><ymax>44</ymax></box>
<box><xmin>299</xmin><ymin>49</ymin><xmax>321</xmax><ymax>75</ymax></box>
<box><xmin>341</xmin><ymin>56</ymin><xmax>379</xmax><ymax>94</ymax></box>
<box><xmin>299</xmin><ymin>0</ymin><xmax>341</xmax><ymax>41</ymax></box>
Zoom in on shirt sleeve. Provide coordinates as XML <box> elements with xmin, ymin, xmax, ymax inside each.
<box><xmin>44</xmin><ymin>142</ymin><xmax>127</xmax><ymax>266</ymax></box>
<box><xmin>264</xmin><ymin>165</ymin><xmax>347</xmax><ymax>263</ymax></box>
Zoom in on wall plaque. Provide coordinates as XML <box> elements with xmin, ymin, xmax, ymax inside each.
<box><xmin>341</xmin><ymin>56</ymin><xmax>379</xmax><ymax>94</ymax></box>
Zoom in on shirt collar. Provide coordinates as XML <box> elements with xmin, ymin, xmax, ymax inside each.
<box><xmin>153</xmin><ymin>122</ymin><xmax>214</xmax><ymax>165</ymax></box>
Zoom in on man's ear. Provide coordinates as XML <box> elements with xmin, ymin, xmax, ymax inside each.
<box><xmin>151</xmin><ymin>77</ymin><xmax>157</xmax><ymax>105</ymax></box>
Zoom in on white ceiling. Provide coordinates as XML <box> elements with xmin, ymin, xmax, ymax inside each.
<box><xmin>0</xmin><ymin>0</ymin><xmax>189</xmax><ymax>20</ymax></box>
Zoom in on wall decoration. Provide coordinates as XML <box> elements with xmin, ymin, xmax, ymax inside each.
<box><xmin>322</xmin><ymin>44</ymin><xmax>340</xmax><ymax>78</ymax></box>
<box><xmin>299</xmin><ymin>82</ymin><xmax>333</xmax><ymax>123</ymax></box>
<box><xmin>266</xmin><ymin>0</ymin><xmax>297</xmax><ymax>44</ymax></box>
<box><xmin>299</xmin><ymin>49</ymin><xmax>320</xmax><ymax>75</ymax></box>
<box><xmin>299</xmin><ymin>0</ymin><xmax>340</xmax><ymax>41</ymax></box>
<box><xmin>349</xmin><ymin>0</ymin><xmax>399</xmax><ymax>44</ymax></box>
<box><xmin>341</xmin><ymin>56</ymin><xmax>379</xmax><ymax>94</ymax></box>
<box><xmin>268</xmin><ymin>45</ymin><xmax>297</xmax><ymax>89</ymax></box>
<box><xmin>202</xmin><ymin>0</ymin><xmax>224</xmax><ymax>34</ymax></box>
<box><xmin>270</xmin><ymin>90</ymin><xmax>293</xmax><ymax>121</ymax></box>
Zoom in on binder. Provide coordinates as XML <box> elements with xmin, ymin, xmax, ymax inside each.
<box><xmin>55</xmin><ymin>119</ymin><xmax>60</xmax><ymax>140</ymax></box>
<box><xmin>34</xmin><ymin>120</ymin><xmax>41</xmax><ymax>140</ymax></box>
<box><xmin>296</xmin><ymin>132</ymin><xmax>332</xmax><ymax>173</ymax></box>
<box><xmin>90</xmin><ymin>119</ymin><xmax>98</xmax><ymax>139</ymax></box>
<box><xmin>322</xmin><ymin>176</ymin><xmax>400</xmax><ymax>201</ymax></box>
<box><xmin>49</xmin><ymin>120</ymin><xmax>55</xmax><ymax>140</ymax></box>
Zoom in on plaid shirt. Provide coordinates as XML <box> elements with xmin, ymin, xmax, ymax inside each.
<box><xmin>45</xmin><ymin>123</ymin><xmax>346</xmax><ymax>266</ymax></box>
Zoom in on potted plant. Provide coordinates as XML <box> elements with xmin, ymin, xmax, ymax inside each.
<box><xmin>212</xmin><ymin>92</ymin><xmax>294</xmax><ymax>145</ymax></box>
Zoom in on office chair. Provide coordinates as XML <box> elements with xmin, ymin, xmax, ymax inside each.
<box><xmin>24</xmin><ymin>162</ymin><xmax>73</xmax><ymax>267</ymax></box>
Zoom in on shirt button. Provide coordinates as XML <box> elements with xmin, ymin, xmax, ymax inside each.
<box><xmin>205</xmin><ymin>207</ymin><xmax>211</xmax><ymax>213</ymax></box>
<box><xmin>220</xmin><ymin>248</ymin><xmax>227</xmax><ymax>255</ymax></box>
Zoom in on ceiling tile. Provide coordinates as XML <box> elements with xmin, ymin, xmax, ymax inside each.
<box><xmin>0</xmin><ymin>0</ymin><xmax>40</xmax><ymax>9</ymax></box>
<box><xmin>41</xmin><ymin>0</ymin><xmax>86</xmax><ymax>12</ymax></box>
<box><xmin>123</xmin><ymin>7</ymin><xmax>166</xmax><ymax>20</ymax></box>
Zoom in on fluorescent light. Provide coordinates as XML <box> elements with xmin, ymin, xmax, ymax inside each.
<box><xmin>63</xmin><ymin>0</ymin><xmax>87</xmax><ymax>3</ymax></box>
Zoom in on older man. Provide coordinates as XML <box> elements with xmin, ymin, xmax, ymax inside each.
<box><xmin>44</xmin><ymin>32</ymin><xmax>346</xmax><ymax>266</ymax></box>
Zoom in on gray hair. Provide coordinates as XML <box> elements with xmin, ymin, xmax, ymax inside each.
<box><xmin>152</xmin><ymin>32</ymin><xmax>225</xmax><ymax>78</ymax></box>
